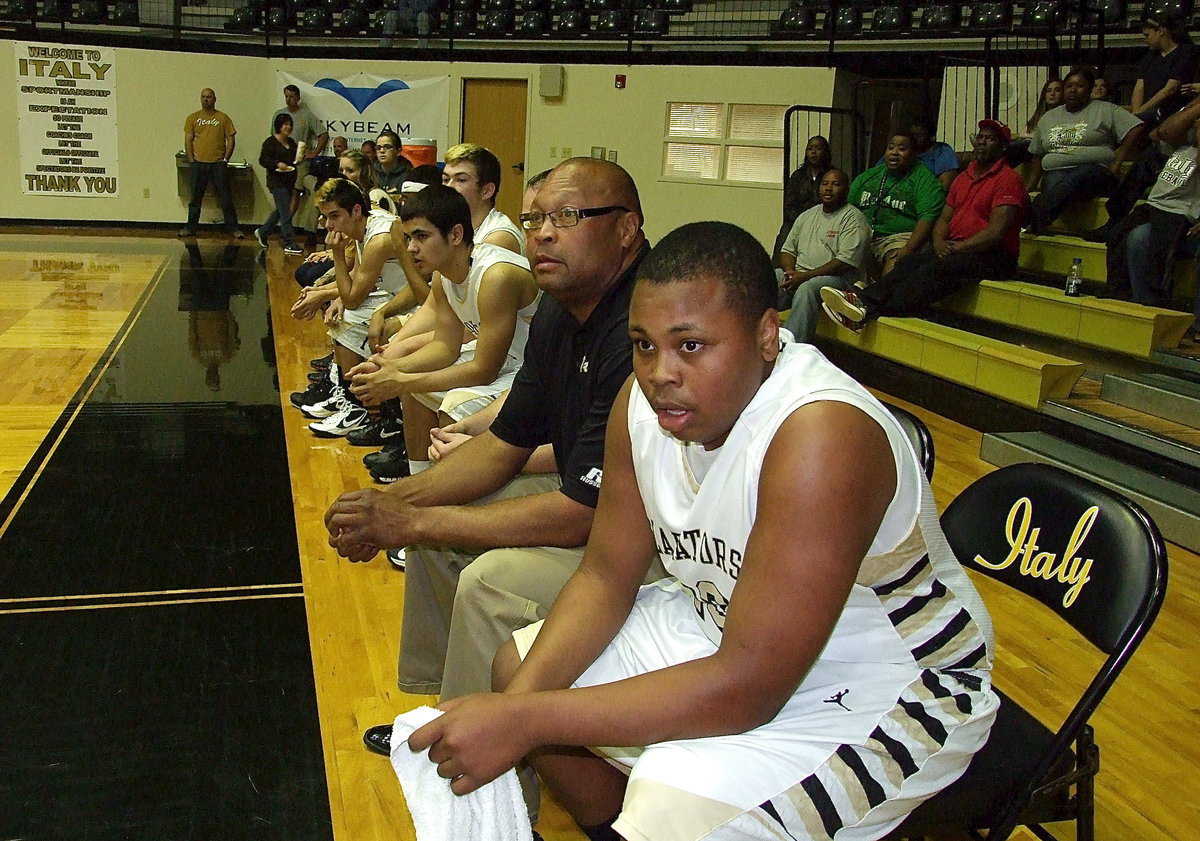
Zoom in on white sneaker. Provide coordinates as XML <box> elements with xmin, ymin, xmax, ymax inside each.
<box><xmin>301</xmin><ymin>384</ymin><xmax>347</xmax><ymax>419</ymax></box>
<box><xmin>310</xmin><ymin>402</ymin><xmax>370</xmax><ymax>438</ymax></box>
<box><xmin>386</xmin><ymin>547</ymin><xmax>405</xmax><ymax>570</ymax></box>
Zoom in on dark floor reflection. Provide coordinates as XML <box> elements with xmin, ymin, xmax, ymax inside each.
<box><xmin>0</xmin><ymin>239</ymin><xmax>328</xmax><ymax>840</ymax></box>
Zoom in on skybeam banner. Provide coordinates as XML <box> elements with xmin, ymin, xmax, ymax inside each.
<box><xmin>16</xmin><ymin>41</ymin><xmax>119</xmax><ymax>198</ymax></box>
<box><xmin>276</xmin><ymin>72</ymin><xmax>449</xmax><ymax>157</ymax></box>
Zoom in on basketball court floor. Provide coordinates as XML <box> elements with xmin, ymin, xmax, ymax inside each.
<box><xmin>0</xmin><ymin>231</ymin><xmax>1194</xmax><ymax>841</ymax></box>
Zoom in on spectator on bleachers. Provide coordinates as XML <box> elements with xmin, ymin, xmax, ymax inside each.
<box><xmin>1104</xmin><ymin>96</ymin><xmax>1200</xmax><ymax>309</ymax></box>
<box><xmin>776</xmin><ymin>169</ymin><xmax>871</xmax><ymax>342</ymax></box>
<box><xmin>1026</xmin><ymin>78</ymin><xmax>1063</xmax><ymax>136</ymax></box>
<box><xmin>1024</xmin><ymin>66</ymin><xmax>1146</xmax><ymax>235</ymax></box>
<box><xmin>1009</xmin><ymin>77</ymin><xmax>1063</xmax><ymax>167</ymax></box>
<box><xmin>1091</xmin><ymin>76</ymin><xmax>1112</xmax><ymax>102</ymax></box>
<box><xmin>849</xmin><ymin>131</ymin><xmax>946</xmax><ymax>276</ymax></box>
<box><xmin>771</xmin><ymin>135</ymin><xmax>831</xmax><ymax>264</ymax></box>
<box><xmin>908</xmin><ymin>117</ymin><xmax>961</xmax><ymax>192</ymax></box>
<box><xmin>361</xmin><ymin>139</ymin><xmax>377</xmax><ymax>164</ymax></box>
<box><xmin>1131</xmin><ymin>15</ymin><xmax>1195</xmax><ymax>127</ymax></box>
<box><xmin>821</xmin><ymin>120</ymin><xmax>1026</xmax><ymax>331</ymax></box>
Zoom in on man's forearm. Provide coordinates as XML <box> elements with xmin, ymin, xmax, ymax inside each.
<box><xmin>413</xmin><ymin>489</ymin><xmax>593</xmax><ymax>550</ymax></box>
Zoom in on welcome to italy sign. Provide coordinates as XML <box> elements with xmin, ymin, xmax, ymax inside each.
<box><xmin>15</xmin><ymin>41</ymin><xmax>119</xmax><ymax>198</ymax></box>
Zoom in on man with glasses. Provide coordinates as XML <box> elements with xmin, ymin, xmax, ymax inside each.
<box><xmin>823</xmin><ymin>119</ymin><xmax>1026</xmax><ymax>332</ymax></box>
<box><xmin>373</xmin><ymin>130</ymin><xmax>414</xmax><ymax>194</ymax></box>
<box><xmin>324</xmin><ymin>158</ymin><xmax>662</xmax><ymax>755</ymax></box>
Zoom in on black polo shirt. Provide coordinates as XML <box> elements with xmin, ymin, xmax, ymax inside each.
<box><xmin>491</xmin><ymin>242</ymin><xmax>649</xmax><ymax>509</ymax></box>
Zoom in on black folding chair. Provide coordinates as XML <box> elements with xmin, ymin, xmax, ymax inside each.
<box><xmin>885</xmin><ymin>462</ymin><xmax>1168</xmax><ymax>841</ymax></box>
<box><xmin>881</xmin><ymin>401</ymin><xmax>935</xmax><ymax>481</ymax></box>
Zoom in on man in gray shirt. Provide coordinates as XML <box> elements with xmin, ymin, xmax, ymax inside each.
<box><xmin>777</xmin><ymin>169</ymin><xmax>871</xmax><ymax>342</ymax></box>
<box><xmin>273</xmin><ymin>84</ymin><xmax>328</xmax><ymax>221</ymax></box>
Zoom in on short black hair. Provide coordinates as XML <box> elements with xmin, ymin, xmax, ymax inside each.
<box><xmin>273</xmin><ymin>112</ymin><xmax>293</xmax><ymax>133</ymax></box>
<box><xmin>636</xmin><ymin>222</ymin><xmax>775</xmax><ymax>326</ymax></box>
<box><xmin>284</xmin><ymin>84</ymin><xmax>300</xmax><ymax>97</ymax></box>
<box><xmin>1064</xmin><ymin>65</ymin><xmax>1096</xmax><ymax>90</ymax></box>
<box><xmin>408</xmin><ymin>164</ymin><xmax>443</xmax><ymax>187</ymax></box>
<box><xmin>399</xmin><ymin>183</ymin><xmax>474</xmax><ymax>245</ymax></box>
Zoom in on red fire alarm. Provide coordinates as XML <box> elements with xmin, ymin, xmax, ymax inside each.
<box><xmin>615</xmin><ymin>74</ymin><xmax>626</xmax><ymax>89</ymax></box>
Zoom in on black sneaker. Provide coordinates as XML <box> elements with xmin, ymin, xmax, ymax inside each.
<box><xmin>346</xmin><ymin>413</ymin><xmax>404</xmax><ymax>447</ymax></box>
<box><xmin>363</xmin><ymin>442</ymin><xmax>406</xmax><ymax>468</ymax></box>
<box><xmin>290</xmin><ymin>366</ymin><xmax>335</xmax><ymax>410</ymax></box>
<box><xmin>310</xmin><ymin>352</ymin><xmax>333</xmax><ymax>371</ymax></box>
<box><xmin>367</xmin><ymin>443</ymin><xmax>410</xmax><ymax>482</ymax></box>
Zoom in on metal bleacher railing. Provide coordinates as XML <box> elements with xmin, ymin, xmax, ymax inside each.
<box><xmin>0</xmin><ymin>0</ymin><xmax>1175</xmax><ymax>55</ymax></box>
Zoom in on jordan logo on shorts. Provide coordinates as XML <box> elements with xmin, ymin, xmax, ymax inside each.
<box><xmin>824</xmin><ymin>688</ymin><xmax>851</xmax><ymax>711</ymax></box>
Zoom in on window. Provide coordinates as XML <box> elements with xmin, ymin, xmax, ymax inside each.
<box><xmin>662</xmin><ymin>101</ymin><xmax>787</xmax><ymax>187</ymax></box>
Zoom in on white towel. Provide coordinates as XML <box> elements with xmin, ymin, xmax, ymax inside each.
<box><xmin>390</xmin><ymin>705</ymin><xmax>533</xmax><ymax>841</ymax></box>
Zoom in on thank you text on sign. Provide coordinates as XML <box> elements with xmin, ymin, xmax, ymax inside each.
<box><xmin>16</xmin><ymin>42</ymin><xmax>119</xmax><ymax>198</ymax></box>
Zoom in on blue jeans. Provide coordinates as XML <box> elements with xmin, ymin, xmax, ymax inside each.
<box><xmin>261</xmin><ymin>185</ymin><xmax>296</xmax><ymax>245</ymax></box>
<box><xmin>780</xmin><ymin>273</ymin><xmax>857</xmax><ymax>343</ymax></box>
<box><xmin>186</xmin><ymin>161</ymin><xmax>239</xmax><ymax>231</ymax></box>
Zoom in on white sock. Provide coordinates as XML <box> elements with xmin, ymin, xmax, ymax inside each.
<box><xmin>408</xmin><ymin>459</ymin><xmax>430</xmax><ymax>475</ymax></box>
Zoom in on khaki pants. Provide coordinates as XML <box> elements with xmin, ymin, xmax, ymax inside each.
<box><xmin>398</xmin><ymin>473</ymin><xmax>571</xmax><ymax>699</ymax></box>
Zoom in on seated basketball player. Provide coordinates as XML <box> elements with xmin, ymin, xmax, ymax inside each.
<box><xmin>347</xmin><ymin>184</ymin><xmax>541</xmax><ymax>473</ymax></box>
<box><xmin>407</xmin><ymin>221</ymin><xmax>999</xmax><ymax>841</ymax></box>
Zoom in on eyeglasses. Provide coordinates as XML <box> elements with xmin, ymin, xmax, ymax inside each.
<box><xmin>377</xmin><ymin>143</ymin><xmax>396</xmax><ymax>150</ymax></box>
<box><xmin>520</xmin><ymin>205</ymin><xmax>630</xmax><ymax>230</ymax></box>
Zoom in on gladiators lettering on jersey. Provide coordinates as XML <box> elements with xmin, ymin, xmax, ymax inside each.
<box><xmin>653</xmin><ymin>523</ymin><xmax>743</xmax><ymax>579</ymax></box>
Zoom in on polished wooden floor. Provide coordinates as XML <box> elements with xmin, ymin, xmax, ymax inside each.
<box><xmin>0</xmin><ymin>230</ymin><xmax>1195</xmax><ymax>840</ymax></box>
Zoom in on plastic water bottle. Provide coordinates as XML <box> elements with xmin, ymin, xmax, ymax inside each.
<box><xmin>1065</xmin><ymin>258</ymin><xmax>1083</xmax><ymax>297</ymax></box>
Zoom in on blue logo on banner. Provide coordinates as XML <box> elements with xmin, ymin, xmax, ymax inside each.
<box><xmin>314</xmin><ymin>78</ymin><xmax>410</xmax><ymax>113</ymax></box>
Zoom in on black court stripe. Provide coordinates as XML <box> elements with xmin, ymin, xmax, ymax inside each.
<box><xmin>0</xmin><ymin>255</ymin><xmax>167</xmax><ymax>534</ymax></box>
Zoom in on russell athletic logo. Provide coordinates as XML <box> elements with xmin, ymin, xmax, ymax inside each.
<box><xmin>580</xmin><ymin>468</ymin><xmax>603</xmax><ymax>489</ymax></box>
<box><xmin>314</xmin><ymin>78</ymin><xmax>410</xmax><ymax>113</ymax></box>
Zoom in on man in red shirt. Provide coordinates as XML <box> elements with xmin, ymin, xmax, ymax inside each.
<box><xmin>822</xmin><ymin>119</ymin><xmax>1027</xmax><ymax>331</ymax></box>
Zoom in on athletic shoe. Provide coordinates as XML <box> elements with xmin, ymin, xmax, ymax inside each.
<box><xmin>820</xmin><ymin>287</ymin><xmax>868</xmax><ymax>332</ymax></box>
<box><xmin>290</xmin><ymin>364</ymin><xmax>337</xmax><ymax>410</ymax></box>
<box><xmin>307</xmin><ymin>370</ymin><xmax>326</xmax><ymax>384</ymax></box>
<box><xmin>363</xmin><ymin>442</ymin><xmax>406</xmax><ymax>468</ymax></box>
<box><xmin>369</xmin><ymin>454</ymin><xmax>411</xmax><ymax>484</ymax></box>
<box><xmin>386</xmin><ymin>547</ymin><xmax>405</xmax><ymax>570</ymax></box>
<box><xmin>310</xmin><ymin>352</ymin><xmax>333</xmax><ymax>371</ymax></box>
<box><xmin>310</xmin><ymin>401</ymin><xmax>370</xmax><ymax>438</ymax></box>
<box><xmin>254</xmin><ymin>227</ymin><xmax>269</xmax><ymax>248</ymax></box>
<box><xmin>301</xmin><ymin>385</ymin><xmax>349</xmax><ymax>419</ymax></box>
<box><xmin>283</xmin><ymin>243</ymin><xmax>304</xmax><ymax>255</ymax></box>
<box><xmin>177</xmin><ymin>227</ymin><xmax>197</xmax><ymax>238</ymax></box>
<box><xmin>346</xmin><ymin>413</ymin><xmax>404</xmax><ymax>447</ymax></box>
